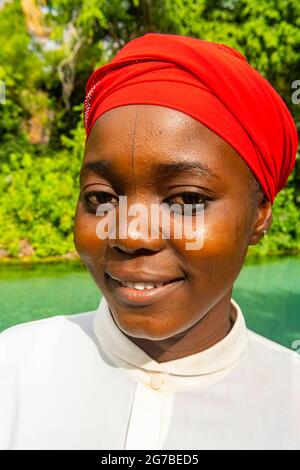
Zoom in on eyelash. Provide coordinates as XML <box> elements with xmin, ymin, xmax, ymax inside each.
<box><xmin>83</xmin><ymin>191</ymin><xmax>118</xmax><ymax>208</ymax></box>
<box><xmin>82</xmin><ymin>191</ymin><xmax>211</xmax><ymax>214</ymax></box>
<box><xmin>164</xmin><ymin>192</ymin><xmax>210</xmax><ymax>212</ymax></box>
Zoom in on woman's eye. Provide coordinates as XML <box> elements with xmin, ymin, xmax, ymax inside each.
<box><xmin>164</xmin><ymin>192</ymin><xmax>209</xmax><ymax>214</ymax></box>
<box><xmin>83</xmin><ymin>191</ymin><xmax>119</xmax><ymax>211</ymax></box>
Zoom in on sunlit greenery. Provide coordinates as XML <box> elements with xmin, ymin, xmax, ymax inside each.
<box><xmin>0</xmin><ymin>0</ymin><xmax>299</xmax><ymax>261</ymax></box>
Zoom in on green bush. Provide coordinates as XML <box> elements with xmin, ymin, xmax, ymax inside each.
<box><xmin>0</xmin><ymin>121</ymin><xmax>84</xmax><ymax>258</ymax></box>
<box><xmin>0</xmin><ymin>0</ymin><xmax>299</xmax><ymax>261</ymax></box>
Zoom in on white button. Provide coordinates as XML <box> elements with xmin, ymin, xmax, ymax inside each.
<box><xmin>150</xmin><ymin>372</ymin><xmax>167</xmax><ymax>390</ymax></box>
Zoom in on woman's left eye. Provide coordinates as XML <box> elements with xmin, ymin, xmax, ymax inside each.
<box><xmin>164</xmin><ymin>192</ymin><xmax>209</xmax><ymax>212</ymax></box>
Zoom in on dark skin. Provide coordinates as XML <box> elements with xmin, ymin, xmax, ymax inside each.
<box><xmin>74</xmin><ymin>104</ymin><xmax>272</xmax><ymax>363</ymax></box>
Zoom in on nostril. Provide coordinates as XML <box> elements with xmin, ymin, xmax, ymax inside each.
<box><xmin>113</xmin><ymin>246</ymin><xmax>156</xmax><ymax>256</ymax></box>
<box><xmin>111</xmin><ymin>245</ymin><xmax>134</xmax><ymax>255</ymax></box>
<box><xmin>132</xmin><ymin>248</ymin><xmax>155</xmax><ymax>256</ymax></box>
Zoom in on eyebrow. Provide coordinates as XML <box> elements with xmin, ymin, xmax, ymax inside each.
<box><xmin>152</xmin><ymin>161</ymin><xmax>220</xmax><ymax>180</ymax></box>
<box><xmin>81</xmin><ymin>159</ymin><xmax>220</xmax><ymax>180</ymax></box>
<box><xmin>81</xmin><ymin>160</ymin><xmax>112</xmax><ymax>176</ymax></box>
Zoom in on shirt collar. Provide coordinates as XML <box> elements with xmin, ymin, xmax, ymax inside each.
<box><xmin>93</xmin><ymin>296</ymin><xmax>248</xmax><ymax>386</ymax></box>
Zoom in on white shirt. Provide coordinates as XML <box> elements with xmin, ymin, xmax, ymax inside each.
<box><xmin>0</xmin><ymin>296</ymin><xmax>299</xmax><ymax>450</ymax></box>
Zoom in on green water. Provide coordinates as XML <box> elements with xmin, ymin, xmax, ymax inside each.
<box><xmin>0</xmin><ymin>256</ymin><xmax>299</xmax><ymax>349</ymax></box>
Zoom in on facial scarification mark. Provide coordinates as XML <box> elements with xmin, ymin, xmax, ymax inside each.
<box><xmin>130</xmin><ymin>107</ymin><xmax>139</xmax><ymax>196</ymax></box>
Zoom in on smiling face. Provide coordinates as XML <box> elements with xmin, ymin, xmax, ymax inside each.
<box><xmin>74</xmin><ymin>104</ymin><xmax>272</xmax><ymax>345</ymax></box>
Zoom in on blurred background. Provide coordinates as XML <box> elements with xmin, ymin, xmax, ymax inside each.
<box><xmin>0</xmin><ymin>0</ymin><xmax>299</xmax><ymax>349</ymax></box>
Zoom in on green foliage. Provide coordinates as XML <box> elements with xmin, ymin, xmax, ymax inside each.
<box><xmin>0</xmin><ymin>0</ymin><xmax>299</xmax><ymax>260</ymax></box>
<box><xmin>0</xmin><ymin>119</ymin><xmax>84</xmax><ymax>257</ymax></box>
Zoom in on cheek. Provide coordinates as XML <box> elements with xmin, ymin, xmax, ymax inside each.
<box><xmin>74</xmin><ymin>203</ymin><xmax>106</xmax><ymax>264</ymax></box>
<box><xmin>171</xmin><ymin>204</ymin><xmax>251</xmax><ymax>283</ymax></box>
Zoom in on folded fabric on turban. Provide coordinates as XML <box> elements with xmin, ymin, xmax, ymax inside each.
<box><xmin>84</xmin><ymin>33</ymin><xmax>298</xmax><ymax>203</ymax></box>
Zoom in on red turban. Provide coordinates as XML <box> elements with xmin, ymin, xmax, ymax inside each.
<box><xmin>84</xmin><ymin>33</ymin><xmax>298</xmax><ymax>204</ymax></box>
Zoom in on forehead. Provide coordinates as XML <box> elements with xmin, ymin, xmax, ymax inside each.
<box><xmin>83</xmin><ymin>104</ymin><xmax>253</xmax><ymax>184</ymax></box>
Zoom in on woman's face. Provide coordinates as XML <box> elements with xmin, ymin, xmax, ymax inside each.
<box><xmin>74</xmin><ymin>104</ymin><xmax>269</xmax><ymax>341</ymax></box>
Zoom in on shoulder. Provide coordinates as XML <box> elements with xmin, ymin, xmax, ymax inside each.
<box><xmin>0</xmin><ymin>310</ymin><xmax>98</xmax><ymax>366</ymax></box>
<box><xmin>247</xmin><ymin>328</ymin><xmax>297</xmax><ymax>356</ymax></box>
<box><xmin>246</xmin><ymin>328</ymin><xmax>300</xmax><ymax>375</ymax></box>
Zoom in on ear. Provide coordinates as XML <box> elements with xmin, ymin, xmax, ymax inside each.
<box><xmin>248</xmin><ymin>197</ymin><xmax>273</xmax><ymax>246</ymax></box>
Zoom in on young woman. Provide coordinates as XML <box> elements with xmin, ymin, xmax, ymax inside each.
<box><xmin>0</xmin><ymin>33</ymin><xmax>299</xmax><ymax>450</ymax></box>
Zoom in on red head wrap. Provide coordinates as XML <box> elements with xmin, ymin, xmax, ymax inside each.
<box><xmin>84</xmin><ymin>33</ymin><xmax>298</xmax><ymax>204</ymax></box>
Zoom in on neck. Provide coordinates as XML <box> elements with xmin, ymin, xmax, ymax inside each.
<box><xmin>126</xmin><ymin>290</ymin><xmax>235</xmax><ymax>363</ymax></box>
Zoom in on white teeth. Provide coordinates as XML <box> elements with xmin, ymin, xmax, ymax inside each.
<box><xmin>120</xmin><ymin>281</ymin><xmax>165</xmax><ymax>290</ymax></box>
<box><xmin>146</xmin><ymin>283</ymin><xmax>155</xmax><ymax>290</ymax></box>
<box><xmin>108</xmin><ymin>274</ymin><xmax>172</xmax><ymax>290</ymax></box>
<box><xmin>133</xmin><ymin>283</ymin><xmax>146</xmax><ymax>290</ymax></box>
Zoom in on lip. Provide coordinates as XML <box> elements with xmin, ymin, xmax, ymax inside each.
<box><xmin>105</xmin><ymin>270</ymin><xmax>183</xmax><ymax>285</ymax></box>
<box><xmin>105</xmin><ymin>272</ymin><xmax>185</xmax><ymax>307</ymax></box>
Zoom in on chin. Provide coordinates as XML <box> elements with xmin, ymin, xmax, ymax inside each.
<box><xmin>113</xmin><ymin>310</ymin><xmax>180</xmax><ymax>341</ymax></box>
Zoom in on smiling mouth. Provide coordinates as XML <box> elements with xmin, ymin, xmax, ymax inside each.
<box><xmin>107</xmin><ymin>274</ymin><xmax>183</xmax><ymax>290</ymax></box>
<box><xmin>105</xmin><ymin>273</ymin><xmax>185</xmax><ymax>306</ymax></box>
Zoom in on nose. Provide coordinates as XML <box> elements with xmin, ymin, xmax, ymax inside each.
<box><xmin>108</xmin><ymin>220</ymin><xmax>164</xmax><ymax>255</ymax></box>
<box><xmin>107</xmin><ymin>197</ymin><xmax>165</xmax><ymax>255</ymax></box>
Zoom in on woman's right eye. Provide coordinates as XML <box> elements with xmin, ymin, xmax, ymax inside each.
<box><xmin>82</xmin><ymin>191</ymin><xmax>119</xmax><ymax>211</ymax></box>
